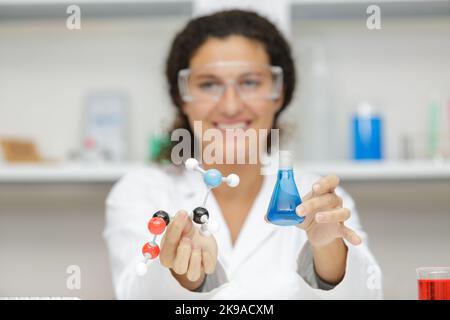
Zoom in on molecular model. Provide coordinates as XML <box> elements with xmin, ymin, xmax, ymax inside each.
<box><xmin>136</xmin><ymin>158</ymin><xmax>240</xmax><ymax>276</ymax></box>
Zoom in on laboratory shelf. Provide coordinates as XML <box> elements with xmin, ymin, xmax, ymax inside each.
<box><xmin>0</xmin><ymin>0</ymin><xmax>448</xmax><ymax>21</ymax></box>
<box><xmin>0</xmin><ymin>162</ymin><xmax>144</xmax><ymax>183</ymax></box>
<box><xmin>1</xmin><ymin>160</ymin><xmax>450</xmax><ymax>183</ymax></box>
<box><xmin>297</xmin><ymin>160</ymin><xmax>450</xmax><ymax>181</ymax></box>
<box><xmin>0</xmin><ymin>0</ymin><xmax>192</xmax><ymax>21</ymax></box>
<box><xmin>291</xmin><ymin>0</ymin><xmax>450</xmax><ymax>20</ymax></box>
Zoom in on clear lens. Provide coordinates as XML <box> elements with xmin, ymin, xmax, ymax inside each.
<box><xmin>178</xmin><ymin>62</ymin><xmax>283</xmax><ymax>103</ymax></box>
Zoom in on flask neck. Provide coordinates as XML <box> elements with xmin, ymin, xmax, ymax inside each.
<box><xmin>278</xmin><ymin>150</ymin><xmax>293</xmax><ymax>170</ymax></box>
<box><xmin>277</xmin><ymin>168</ymin><xmax>294</xmax><ymax>180</ymax></box>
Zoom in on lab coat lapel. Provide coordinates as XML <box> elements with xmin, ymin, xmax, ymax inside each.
<box><xmin>227</xmin><ymin>174</ymin><xmax>277</xmax><ymax>272</ymax></box>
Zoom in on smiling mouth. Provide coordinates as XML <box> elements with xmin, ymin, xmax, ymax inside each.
<box><xmin>213</xmin><ymin>121</ymin><xmax>251</xmax><ymax>131</ymax></box>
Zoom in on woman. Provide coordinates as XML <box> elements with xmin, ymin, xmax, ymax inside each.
<box><xmin>103</xmin><ymin>10</ymin><xmax>382</xmax><ymax>299</ymax></box>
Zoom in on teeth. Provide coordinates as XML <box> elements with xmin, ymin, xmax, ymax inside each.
<box><xmin>217</xmin><ymin>122</ymin><xmax>247</xmax><ymax>130</ymax></box>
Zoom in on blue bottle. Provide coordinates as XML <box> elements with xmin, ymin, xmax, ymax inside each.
<box><xmin>266</xmin><ymin>151</ymin><xmax>304</xmax><ymax>226</ymax></box>
<box><xmin>352</xmin><ymin>102</ymin><xmax>383</xmax><ymax>160</ymax></box>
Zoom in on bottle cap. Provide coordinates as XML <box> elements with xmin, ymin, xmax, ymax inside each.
<box><xmin>357</xmin><ymin>101</ymin><xmax>374</xmax><ymax>117</ymax></box>
<box><xmin>279</xmin><ymin>150</ymin><xmax>293</xmax><ymax>169</ymax></box>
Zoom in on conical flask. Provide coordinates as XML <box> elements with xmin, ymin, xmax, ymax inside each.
<box><xmin>266</xmin><ymin>151</ymin><xmax>304</xmax><ymax>226</ymax></box>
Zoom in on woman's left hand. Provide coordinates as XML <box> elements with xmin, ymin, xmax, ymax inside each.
<box><xmin>296</xmin><ymin>175</ymin><xmax>362</xmax><ymax>248</ymax></box>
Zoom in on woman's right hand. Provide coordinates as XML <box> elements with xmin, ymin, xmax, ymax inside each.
<box><xmin>159</xmin><ymin>210</ymin><xmax>218</xmax><ymax>291</ymax></box>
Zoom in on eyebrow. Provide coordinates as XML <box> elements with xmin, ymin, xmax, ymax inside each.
<box><xmin>193</xmin><ymin>71</ymin><xmax>264</xmax><ymax>80</ymax></box>
<box><xmin>194</xmin><ymin>74</ymin><xmax>220</xmax><ymax>80</ymax></box>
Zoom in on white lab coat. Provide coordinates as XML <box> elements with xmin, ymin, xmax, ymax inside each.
<box><xmin>103</xmin><ymin>163</ymin><xmax>382</xmax><ymax>299</ymax></box>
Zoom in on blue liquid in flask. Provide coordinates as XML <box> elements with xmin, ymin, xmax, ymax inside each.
<box><xmin>266</xmin><ymin>151</ymin><xmax>304</xmax><ymax>226</ymax></box>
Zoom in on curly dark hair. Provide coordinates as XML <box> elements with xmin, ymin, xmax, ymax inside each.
<box><xmin>158</xmin><ymin>9</ymin><xmax>296</xmax><ymax>162</ymax></box>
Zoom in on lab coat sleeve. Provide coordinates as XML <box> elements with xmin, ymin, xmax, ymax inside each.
<box><xmin>103</xmin><ymin>168</ymin><xmax>229</xmax><ymax>300</ymax></box>
<box><xmin>296</xmin><ymin>186</ymin><xmax>383</xmax><ymax>299</ymax></box>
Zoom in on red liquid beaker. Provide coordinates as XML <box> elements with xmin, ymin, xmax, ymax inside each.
<box><xmin>416</xmin><ymin>267</ymin><xmax>450</xmax><ymax>300</ymax></box>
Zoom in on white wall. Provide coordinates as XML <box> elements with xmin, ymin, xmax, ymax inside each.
<box><xmin>344</xmin><ymin>180</ymin><xmax>450</xmax><ymax>300</ymax></box>
<box><xmin>289</xmin><ymin>18</ymin><xmax>450</xmax><ymax>160</ymax></box>
<box><xmin>0</xmin><ymin>17</ymin><xmax>187</xmax><ymax>162</ymax></box>
<box><xmin>0</xmin><ymin>183</ymin><xmax>115</xmax><ymax>299</ymax></box>
<box><xmin>1</xmin><ymin>17</ymin><xmax>449</xmax><ymax>162</ymax></box>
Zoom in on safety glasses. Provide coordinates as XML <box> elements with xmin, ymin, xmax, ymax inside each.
<box><xmin>178</xmin><ymin>61</ymin><xmax>283</xmax><ymax>104</ymax></box>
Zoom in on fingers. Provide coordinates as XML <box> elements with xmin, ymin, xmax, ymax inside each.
<box><xmin>202</xmin><ymin>250</ymin><xmax>216</xmax><ymax>274</ymax></box>
<box><xmin>296</xmin><ymin>193</ymin><xmax>342</xmax><ymax>217</ymax></box>
<box><xmin>172</xmin><ymin>237</ymin><xmax>192</xmax><ymax>274</ymax></box>
<box><xmin>160</xmin><ymin>210</ymin><xmax>189</xmax><ymax>268</ymax></box>
<box><xmin>312</xmin><ymin>174</ymin><xmax>340</xmax><ymax>196</ymax></box>
<box><xmin>315</xmin><ymin>208</ymin><xmax>351</xmax><ymax>224</ymax></box>
<box><xmin>340</xmin><ymin>225</ymin><xmax>362</xmax><ymax>246</ymax></box>
<box><xmin>174</xmin><ymin>247</ymin><xmax>216</xmax><ymax>278</ymax></box>
<box><xmin>171</xmin><ymin>238</ymin><xmax>217</xmax><ymax>279</ymax></box>
<box><xmin>187</xmin><ymin>247</ymin><xmax>202</xmax><ymax>281</ymax></box>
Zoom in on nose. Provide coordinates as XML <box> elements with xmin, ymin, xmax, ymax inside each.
<box><xmin>216</xmin><ymin>82</ymin><xmax>244</xmax><ymax>117</ymax></box>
